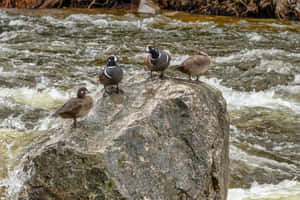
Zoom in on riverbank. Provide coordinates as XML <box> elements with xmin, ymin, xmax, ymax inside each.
<box><xmin>1</xmin><ymin>0</ymin><xmax>300</xmax><ymax>21</ymax></box>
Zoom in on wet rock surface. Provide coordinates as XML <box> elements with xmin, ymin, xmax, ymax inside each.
<box><xmin>17</xmin><ymin>79</ymin><xmax>230</xmax><ymax>200</ymax></box>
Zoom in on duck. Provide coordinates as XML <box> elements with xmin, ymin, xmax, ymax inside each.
<box><xmin>145</xmin><ymin>45</ymin><xmax>171</xmax><ymax>79</ymax></box>
<box><xmin>51</xmin><ymin>87</ymin><xmax>93</xmax><ymax>128</ymax></box>
<box><xmin>175</xmin><ymin>48</ymin><xmax>210</xmax><ymax>81</ymax></box>
<box><xmin>98</xmin><ymin>55</ymin><xmax>123</xmax><ymax>96</ymax></box>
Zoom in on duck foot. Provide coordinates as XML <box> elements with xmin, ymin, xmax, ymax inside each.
<box><xmin>103</xmin><ymin>90</ymin><xmax>113</xmax><ymax>97</ymax></box>
<box><xmin>115</xmin><ymin>85</ymin><xmax>124</xmax><ymax>94</ymax></box>
<box><xmin>194</xmin><ymin>77</ymin><xmax>204</xmax><ymax>83</ymax></box>
<box><xmin>80</xmin><ymin>122</ymin><xmax>90</xmax><ymax>130</ymax></box>
<box><xmin>71</xmin><ymin>118</ymin><xmax>78</xmax><ymax>129</ymax></box>
<box><xmin>159</xmin><ymin>74</ymin><xmax>169</xmax><ymax>80</ymax></box>
<box><xmin>159</xmin><ymin>73</ymin><xmax>165</xmax><ymax>79</ymax></box>
<box><xmin>116</xmin><ymin>88</ymin><xmax>124</xmax><ymax>94</ymax></box>
<box><xmin>71</xmin><ymin>124</ymin><xmax>78</xmax><ymax>129</ymax></box>
<box><xmin>146</xmin><ymin>76</ymin><xmax>154</xmax><ymax>81</ymax></box>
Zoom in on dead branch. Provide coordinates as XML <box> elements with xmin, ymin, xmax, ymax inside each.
<box><xmin>88</xmin><ymin>0</ymin><xmax>96</xmax><ymax>8</ymax></box>
<box><xmin>39</xmin><ymin>0</ymin><xmax>59</xmax><ymax>8</ymax></box>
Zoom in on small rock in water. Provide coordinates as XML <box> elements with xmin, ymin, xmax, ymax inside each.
<box><xmin>138</xmin><ymin>0</ymin><xmax>160</xmax><ymax>14</ymax></box>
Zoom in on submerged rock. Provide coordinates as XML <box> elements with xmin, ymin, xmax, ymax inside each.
<box><xmin>17</xmin><ymin>79</ymin><xmax>230</xmax><ymax>200</ymax></box>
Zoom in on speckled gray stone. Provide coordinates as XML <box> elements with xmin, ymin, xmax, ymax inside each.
<box><xmin>18</xmin><ymin>78</ymin><xmax>230</xmax><ymax>200</ymax></box>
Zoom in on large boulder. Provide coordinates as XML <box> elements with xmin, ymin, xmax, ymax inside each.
<box><xmin>17</xmin><ymin>79</ymin><xmax>230</xmax><ymax>200</ymax></box>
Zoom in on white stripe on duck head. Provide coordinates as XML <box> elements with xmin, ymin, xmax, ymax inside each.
<box><xmin>145</xmin><ymin>45</ymin><xmax>159</xmax><ymax>59</ymax></box>
<box><xmin>106</xmin><ymin>55</ymin><xmax>118</xmax><ymax>67</ymax></box>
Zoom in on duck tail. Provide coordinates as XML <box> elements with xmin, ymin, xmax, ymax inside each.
<box><xmin>51</xmin><ymin>111</ymin><xmax>59</xmax><ymax>118</ymax></box>
<box><xmin>51</xmin><ymin>108</ymin><xmax>63</xmax><ymax>118</ymax></box>
<box><xmin>174</xmin><ymin>65</ymin><xmax>185</xmax><ymax>72</ymax></box>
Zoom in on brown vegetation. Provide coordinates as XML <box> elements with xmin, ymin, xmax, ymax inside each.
<box><xmin>156</xmin><ymin>0</ymin><xmax>300</xmax><ymax>20</ymax></box>
<box><xmin>0</xmin><ymin>0</ymin><xmax>299</xmax><ymax>20</ymax></box>
<box><xmin>0</xmin><ymin>0</ymin><xmax>139</xmax><ymax>8</ymax></box>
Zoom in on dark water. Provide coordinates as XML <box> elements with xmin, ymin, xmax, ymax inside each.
<box><xmin>0</xmin><ymin>9</ymin><xmax>300</xmax><ymax>200</ymax></box>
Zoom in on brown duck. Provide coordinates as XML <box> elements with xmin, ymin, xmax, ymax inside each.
<box><xmin>51</xmin><ymin>87</ymin><xmax>93</xmax><ymax>128</ymax></box>
<box><xmin>175</xmin><ymin>48</ymin><xmax>210</xmax><ymax>81</ymax></box>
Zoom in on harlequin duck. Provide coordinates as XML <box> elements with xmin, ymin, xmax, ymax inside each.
<box><xmin>98</xmin><ymin>55</ymin><xmax>123</xmax><ymax>96</ymax></box>
<box><xmin>145</xmin><ymin>45</ymin><xmax>171</xmax><ymax>79</ymax></box>
<box><xmin>51</xmin><ymin>87</ymin><xmax>93</xmax><ymax>128</ymax></box>
<box><xmin>175</xmin><ymin>48</ymin><xmax>210</xmax><ymax>81</ymax></box>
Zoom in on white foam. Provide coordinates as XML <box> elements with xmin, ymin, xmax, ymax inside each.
<box><xmin>92</xmin><ymin>19</ymin><xmax>109</xmax><ymax>26</ymax></box>
<box><xmin>64</xmin><ymin>13</ymin><xmax>216</xmax><ymax>33</ymax></box>
<box><xmin>277</xmin><ymin>84</ymin><xmax>300</xmax><ymax>95</ymax></box>
<box><xmin>230</xmin><ymin>144</ymin><xmax>297</xmax><ymax>172</ymax></box>
<box><xmin>0</xmin><ymin>115</ymin><xmax>26</xmax><ymax>130</ymax></box>
<box><xmin>215</xmin><ymin>48</ymin><xmax>300</xmax><ymax>63</ymax></box>
<box><xmin>0</xmin><ymin>31</ymin><xmax>18</xmax><ymax>42</ymax></box>
<box><xmin>38</xmin><ymin>13</ymin><xmax>218</xmax><ymax>34</ymax></box>
<box><xmin>51</xmin><ymin>40</ymin><xmax>66</xmax><ymax>46</ymax></box>
<box><xmin>246</xmin><ymin>32</ymin><xmax>264</xmax><ymax>42</ymax></box>
<box><xmin>293</xmin><ymin>75</ymin><xmax>300</xmax><ymax>83</ymax></box>
<box><xmin>2</xmin><ymin>163</ymin><xmax>33</xmax><ymax>200</ymax></box>
<box><xmin>228</xmin><ymin>180</ymin><xmax>300</xmax><ymax>200</ymax></box>
<box><xmin>268</xmin><ymin>23</ymin><xmax>289</xmax><ymax>28</ymax></box>
<box><xmin>0</xmin><ymin>10</ymin><xmax>7</xmax><ymax>18</ymax></box>
<box><xmin>256</xmin><ymin>59</ymin><xmax>293</xmax><ymax>74</ymax></box>
<box><xmin>215</xmin><ymin>54</ymin><xmax>237</xmax><ymax>63</ymax></box>
<box><xmin>0</xmin><ymin>129</ymin><xmax>37</xmax><ymax>199</ymax></box>
<box><xmin>0</xmin><ymin>87</ymin><xmax>69</xmax><ymax>110</ymax></box>
<box><xmin>35</xmin><ymin>116</ymin><xmax>62</xmax><ymax>131</ymax></box>
<box><xmin>141</xmin><ymin>17</ymin><xmax>156</xmax><ymax>24</ymax></box>
<box><xmin>200</xmin><ymin>77</ymin><xmax>300</xmax><ymax>113</ymax></box>
<box><xmin>42</xmin><ymin>15</ymin><xmax>75</xmax><ymax>28</ymax></box>
<box><xmin>170</xmin><ymin>54</ymin><xmax>190</xmax><ymax>66</ymax></box>
<box><xmin>66</xmin><ymin>14</ymin><xmax>94</xmax><ymax>22</ymax></box>
<box><xmin>8</xmin><ymin>20</ymin><xmax>26</xmax><ymax>26</ymax></box>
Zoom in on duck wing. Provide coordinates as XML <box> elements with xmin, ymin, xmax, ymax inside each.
<box><xmin>183</xmin><ymin>55</ymin><xmax>210</xmax><ymax>69</ymax></box>
<box><xmin>105</xmin><ymin>66</ymin><xmax>122</xmax><ymax>79</ymax></box>
<box><xmin>52</xmin><ymin>98</ymin><xmax>83</xmax><ymax>117</ymax></box>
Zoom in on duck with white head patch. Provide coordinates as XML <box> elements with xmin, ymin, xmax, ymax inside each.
<box><xmin>145</xmin><ymin>45</ymin><xmax>171</xmax><ymax>79</ymax></box>
<box><xmin>175</xmin><ymin>48</ymin><xmax>210</xmax><ymax>81</ymax></box>
<box><xmin>98</xmin><ymin>55</ymin><xmax>123</xmax><ymax>96</ymax></box>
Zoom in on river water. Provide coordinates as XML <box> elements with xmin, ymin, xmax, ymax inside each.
<box><xmin>0</xmin><ymin>9</ymin><xmax>299</xmax><ymax>200</ymax></box>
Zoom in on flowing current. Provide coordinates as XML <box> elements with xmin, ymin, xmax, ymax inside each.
<box><xmin>0</xmin><ymin>9</ymin><xmax>300</xmax><ymax>200</ymax></box>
